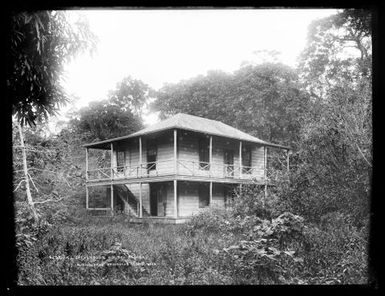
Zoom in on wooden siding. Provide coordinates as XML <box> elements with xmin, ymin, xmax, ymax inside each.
<box><xmin>97</xmin><ymin>180</ymin><xmax>227</xmax><ymax>218</ymax></box>
<box><xmin>151</xmin><ymin>182</ymin><xmax>175</xmax><ymax>217</ymax></box>
<box><xmin>178</xmin><ymin>182</ymin><xmax>201</xmax><ymax>217</ymax></box>
<box><xmin>124</xmin><ymin>183</ymin><xmax>150</xmax><ymax>213</ymax></box>
<box><xmin>212</xmin><ymin>183</ymin><xmax>226</xmax><ymax>208</ymax></box>
<box><xmin>165</xmin><ymin>182</ymin><xmax>175</xmax><ymax>217</ymax></box>
<box><xmin>115</xmin><ymin>132</ymin><xmax>175</xmax><ymax>176</ymax></box>
<box><xmin>104</xmin><ymin>130</ymin><xmax>266</xmax><ymax>181</ymax></box>
<box><xmin>251</xmin><ymin>145</ymin><xmax>265</xmax><ymax>180</ymax></box>
<box><xmin>212</xmin><ymin>136</ymin><xmax>240</xmax><ymax>178</ymax></box>
<box><xmin>177</xmin><ymin>182</ymin><xmax>226</xmax><ymax>217</ymax></box>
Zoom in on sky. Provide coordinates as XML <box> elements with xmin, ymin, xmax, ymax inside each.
<box><xmin>59</xmin><ymin>9</ymin><xmax>338</xmax><ymax>128</ymax></box>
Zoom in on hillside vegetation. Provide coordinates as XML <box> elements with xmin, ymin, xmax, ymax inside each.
<box><xmin>11</xmin><ymin>9</ymin><xmax>372</xmax><ymax>285</ymax></box>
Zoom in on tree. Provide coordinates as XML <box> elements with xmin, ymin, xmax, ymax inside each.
<box><xmin>8</xmin><ymin>11</ymin><xmax>97</xmax><ymax>223</ymax></box>
<box><xmin>7</xmin><ymin>11</ymin><xmax>97</xmax><ymax>126</ymax></box>
<box><xmin>71</xmin><ymin>99</ymin><xmax>143</xmax><ymax>142</ymax></box>
<box><xmin>285</xmin><ymin>9</ymin><xmax>372</xmax><ymax>225</ymax></box>
<box><xmin>69</xmin><ymin>76</ymin><xmax>152</xmax><ymax>143</ymax></box>
<box><xmin>298</xmin><ymin>9</ymin><xmax>371</xmax><ymax>100</ymax></box>
<box><xmin>108</xmin><ymin>76</ymin><xmax>156</xmax><ymax>117</ymax></box>
<box><xmin>153</xmin><ymin>64</ymin><xmax>308</xmax><ymax>147</ymax></box>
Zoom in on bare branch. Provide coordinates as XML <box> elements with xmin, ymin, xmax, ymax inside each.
<box><xmin>13</xmin><ymin>179</ymin><xmax>25</xmax><ymax>192</ymax></box>
<box><xmin>34</xmin><ymin>197</ymin><xmax>64</xmax><ymax>204</ymax></box>
<box><xmin>27</xmin><ymin>173</ymin><xmax>39</xmax><ymax>193</ymax></box>
<box><xmin>13</xmin><ymin>145</ymin><xmax>56</xmax><ymax>153</ymax></box>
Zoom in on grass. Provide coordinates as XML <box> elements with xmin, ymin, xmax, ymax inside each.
<box><xmin>17</xmin><ymin>214</ymin><xmax>243</xmax><ymax>285</ymax></box>
<box><xmin>17</xmin><ymin>209</ymin><xmax>369</xmax><ymax>285</ymax></box>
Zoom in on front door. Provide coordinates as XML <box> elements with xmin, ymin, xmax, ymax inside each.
<box><xmin>150</xmin><ymin>184</ymin><xmax>158</xmax><ymax>216</ymax></box>
<box><xmin>224</xmin><ymin>149</ymin><xmax>234</xmax><ymax>177</ymax></box>
<box><xmin>147</xmin><ymin>140</ymin><xmax>157</xmax><ymax>174</ymax></box>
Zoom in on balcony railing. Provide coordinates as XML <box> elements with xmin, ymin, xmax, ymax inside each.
<box><xmin>87</xmin><ymin>159</ymin><xmax>264</xmax><ymax>182</ymax></box>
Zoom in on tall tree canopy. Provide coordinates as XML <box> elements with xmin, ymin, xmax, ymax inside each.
<box><xmin>285</xmin><ymin>9</ymin><xmax>372</xmax><ymax>225</ymax></box>
<box><xmin>69</xmin><ymin>76</ymin><xmax>152</xmax><ymax>142</ymax></box>
<box><xmin>7</xmin><ymin>11</ymin><xmax>97</xmax><ymax>126</ymax></box>
<box><xmin>71</xmin><ymin>100</ymin><xmax>143</xmax><ymax>142</ymax></box>
<box><xmin>298</xmin><ymin>9</ymin><xmax>371</xmax><ymax>100</ymax></box>
<box><xmin>108</xmin><ymin>76</ymin><xmax>156</xmax><ymax>117</ymax></box>
<box><xmin>152</xmin><ymin>64</ymin><xmax>308</xmax><ymax>147</ymax></box>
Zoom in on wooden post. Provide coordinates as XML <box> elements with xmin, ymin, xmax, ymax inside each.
<box><xmin>139</xmin><ymin>182</ymin><xmax>143</xmax><ymax>218</ymax></box>
<box><xmin>209</xmin><ymin>136</ymin><xmax>212</xmax><ymax>176</ymax></box>
<box><xmin>239</xmin><ymin>141</ymin><xmax>242</xmax><ymax>179</ymax></box>
<box><xmin>264</xmin><ymin>146</ymin><xmax>267</xmax><ymax>205</ymax></box>
<box><xmin>110</xmin><ymin>143</ymin><xmax>114</xmax><ymax>180</ymax></box>
<box><xmin>85</xmin><ymin>186</ymin><xmax>89</xmax><ymax>210</ymax></box>
<box><xmin>174</xmin><ymin>129</ymin><xmax>178</xmax><ymax>175</ymax></box>
<box><xmin>110</xmin><ymin>184</ymin><xmax>114</xmax><ymax>215</ymax></box>
<box><xmin>139</xmin><ymin>137</ymin><xmax>142</xmax><ymax>177</ymax></box>
<box><xmin>85</xmin><ymin>148</ymin><xmax>89</xmax><ymax>181</ymax></box>
<box><xmin>174</xmin><ymin>180</ymin><xmax>177</xmax><ymax>218</ymax></box>
<box><xmin>209</xmin><ymin>181</ymin><xmax>213</xmax><ymax>206</ymax></box>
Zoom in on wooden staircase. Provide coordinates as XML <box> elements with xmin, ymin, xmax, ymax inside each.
<box><xmin>114</xmin><ymin>184</ymin><xmax>149</xmax><ymax>217</ymax></box>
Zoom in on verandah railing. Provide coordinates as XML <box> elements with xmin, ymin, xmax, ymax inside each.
<box><xmin>87</xmin><ymin>159</ymin><xmax>264</xmax><ymax>182</ymax></box>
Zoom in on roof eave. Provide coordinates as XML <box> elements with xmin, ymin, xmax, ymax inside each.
<box><xmin>83</xmin><ymin>127</ymin><xmax>291</xmax><ymax>151</ymax></box>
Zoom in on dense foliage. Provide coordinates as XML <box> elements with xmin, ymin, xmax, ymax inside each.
<box><xmin>16</xmin><ymin>185</ymin><xmax>368</xmax><ymax>285</ymax></box>
<box><xmin>68</xmin><ymin>76</ymin><xmax>152</xmax><ymax>142</ymax></box>
<box><xmin>7</xmin><ymin>11</ymin><xmax>97</xmax><ymax>126</ymax></box>
<box><xmin>70</xmin><ymin>100</ymin><xmax>143</xmax><ymax>142</ymax></box>
<box><xmin>153</xmin><ymin>64</ymin><xmax>308</xmax><ymax>147</ymax></box>
<box><xmin>13</xmin><ymin>9</ymin><xmax>372</xmax><ymax>286</ymax></box>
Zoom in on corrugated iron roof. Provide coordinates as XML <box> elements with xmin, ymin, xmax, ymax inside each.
<box><xmin>84</xmin><ymin>113</ymin><xmax>290</xmax><ymax>150</ymax></box>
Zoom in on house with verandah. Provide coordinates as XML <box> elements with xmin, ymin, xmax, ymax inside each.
<box><xmin>84</xmin><ymin>113</ymin><xmax>290</xmax><ymax>224</ymax></box>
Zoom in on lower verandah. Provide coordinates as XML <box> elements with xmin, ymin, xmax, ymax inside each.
<box><xmin>86</xmin><ymin>181</ymin><xmax>238</xmax><ymax>221</ymax></box>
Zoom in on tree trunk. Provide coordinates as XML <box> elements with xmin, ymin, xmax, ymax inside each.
<box><xmin>17</xmin><ymin>122</ymin><xmax>39</xmax><ymax>222</ymax></box>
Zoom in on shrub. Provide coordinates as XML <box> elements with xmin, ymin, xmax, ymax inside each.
<box><xmin>301</xmin><ymin>216</ymin><xmax>369</xmax><ymax>284</ymax></box>
<box><xmin>214</xmin><ymin>212</ymin><xmax>306</xmax><ymax>284</ymax></box>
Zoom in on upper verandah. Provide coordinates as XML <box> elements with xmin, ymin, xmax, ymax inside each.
<box><xmin>83</xmin><ymin>113</ymin><xmax>290</xmax><ymax>151</ymax></box>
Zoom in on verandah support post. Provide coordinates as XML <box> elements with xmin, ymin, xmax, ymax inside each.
<box><xmin>85</xmin><ymin>148</ymin><xmax>89</xmax><ymax>181</ymax></box>
<box><xmin>174</xmin><ymin>129</ymin><xmax>177</xmax><ymax>174</ymax></box>
<box><xmin>174</xmin><ymin>180</ymin><xmax>177</xmax><ymax>218</ymax></box>
<box><xmin>263</xmin><ymin>146</ymin><xmax>267</xmax><ymax>205</ymax></box>
<box><xmin>139</xmin><ymin>182</ymin><xmax>143</xmax><ymax>218</ymax></box>
<box><xmin>110</xmin><ymin>184</ymin><xmax>114</xmax><ymax>216</ymax></box>
<box><xmin>239</xmin><ymin>141</ymin><xmax>242</xmax><ymax>179</ymax></box>
<box><xmin>110</xmin><ymin>143</ymin><xmax>114</xmax><ymax>179</ymax></box>
<box><xmin>209</xmin><ymin>181</ymin><xmax>213</xmax><ymax>206</ymax></box>
<box><xmin>110</xmin><ymin>143</ymin><xmax>114</xmax><ymax>216</ymax></box>
<box><xmin>85</xmin><ymin>148</ymin><xmax>89</xmax><ymax>212</ymax></box>
<box><xmin>139</xmin><ymin>137</ymin><xmax>142</xmax><ymax>177</ymax></box>
<box><xmin>85</xmin><ymin>186</ymin><xmax>89</xmax><ymax>210</ymax></box>
<box><xmin>209</xmin><ymin>136</ymin><xmax>212</xmax><ymax>176</ymax></box>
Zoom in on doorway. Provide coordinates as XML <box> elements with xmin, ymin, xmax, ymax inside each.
<box><xmin>150</xmin><ymin>184</ymin><xmax>158</xmax><ymax>216</ymax></box>
<box><xmin>149</xmin><ymin>183</ymin><xmax>168</xmax><ymax>217</ymax></box>
<box><xmin>224</xmin><ymin>149</ymin><xmax>234</xmax><ymax>177</ymax></box>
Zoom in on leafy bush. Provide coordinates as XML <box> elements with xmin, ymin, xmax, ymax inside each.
<box><xmin>212</xmin><ymin>212</ymin><xmax>306</xmax><ymax>284</ymax></box>
<box><xmin>301</xmin><ymin>215</ymin><xmax>369</xmax><ymax>284</ymax></box>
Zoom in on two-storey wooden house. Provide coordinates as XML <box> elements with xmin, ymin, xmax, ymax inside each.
<box><xmin>84</xmin><ymin>113</ymin><xmax>290</xmax><ymax>223</ymax></box>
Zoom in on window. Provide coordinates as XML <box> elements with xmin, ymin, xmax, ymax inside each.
<box><xmin>199</xmin><ymin>183</ymin><xmax>209</xmax><ymax>208</ymax></box>
<box><xmin>116</xmin><ymin>151</ymin><xmax>125</xmax><ymax>173</ymax></box>
<box><xmin>224</xmin><ymin>185</ymin><xmax>234</xmax><ymax>206</ymax></box>
<box><xmin>147</xmin><ymin>141</ymin><xmax>157</xmax><ymax>172</ymax></box>
<box><xmin>224</xmin><ymin>149</ymin><xmax>234</xmax><ymax>177</ymax></box>
<box><xmin>199</xmin><ymin>137</ymin><xmax>209</xmax><ymax>170</ymax></box>
<box><xmin>242</xmin><ymin>146</ymin><xmax>252</xmax><ymax>174</ymax></box>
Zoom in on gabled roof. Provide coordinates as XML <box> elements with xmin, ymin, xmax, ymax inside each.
<box><xmin>84</xmin><ymin>113</ymin><xmax>290</xmax><ymax>150</ymax></box>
